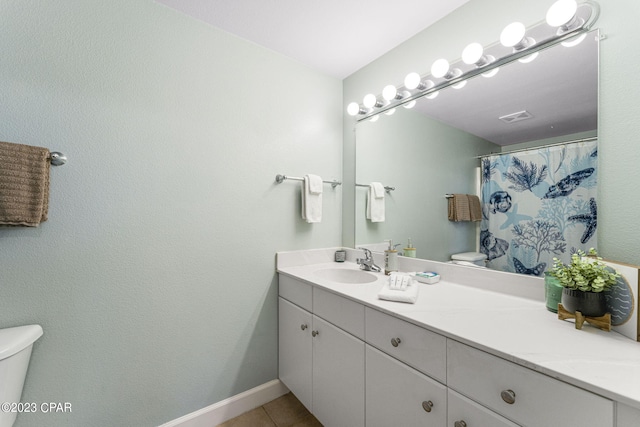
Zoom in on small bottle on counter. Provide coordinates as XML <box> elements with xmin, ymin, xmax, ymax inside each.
<box><xmin>404</xmin><ymin>238</ymin><xmax>416</xmax><ymax>258</ymax></box>
<box><xmin>334</xmin><ymin>249</ymin><xmax>346</xmax><ymax>262</ymax></box>
<box><xmin>384</xmin><ymin>239</ymin><xmax>398</xmax><ymax>275</ymax></box>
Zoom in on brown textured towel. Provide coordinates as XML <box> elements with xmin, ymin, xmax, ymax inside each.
<box><xmin>0</xmin><ymin>141</ymin><xmax>50</xmax><ymax>226</ymax></box>
<box><xmin>468</xmin><ymin>195</ymin><xmax>482</xmax><ymax>222</ymax></box>
<box><xmin>448</xmin><ymin>194</ymin><xmax>482</xmax><ymax>222</ymax></box>
<box><xmin>448</xmin><ymin>194</ymin><xmax>470</xmax><ymax>221</ymax></box>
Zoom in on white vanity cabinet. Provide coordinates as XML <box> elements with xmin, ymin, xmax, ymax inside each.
<box><xmin>278</xmin><ymin>276</ymin><xmax>365</xmax><ymax>427</ymax></box>
<box><xmin>447</xmin><ymin>340</ymin><xmax>614</xmax><ymax>427</ymax></box>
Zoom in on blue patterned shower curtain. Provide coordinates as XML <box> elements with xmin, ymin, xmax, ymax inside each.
<box><xmin>480</xmin><ymin>140</ymin><xmax>598</xmax><ymax>276</ymax></box>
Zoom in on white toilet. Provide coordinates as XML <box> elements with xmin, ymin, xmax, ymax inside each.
<box><xmin>450</xmin><ymin>252</ymin><xmax>487</xmax><ymax>267</ymax></box>
<box><xmin>0</xmin><ymin>325</ymin><xmax>43</xmax><ymax>427</ymax></box>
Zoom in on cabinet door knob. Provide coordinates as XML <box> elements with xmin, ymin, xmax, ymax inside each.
<box><xmin>421</xmin><ymin>400</ymin><xmax>433</xmax><ymax>413</ymax></box>
<box><xmin>454</xmin><ymin>421</ymin><xmax>467</xmax><ymax>427</ymax></box>
<box><xmin>391</xmin><ymin>337</ymin><xmax>402</xmax><ymax>347</ymax></box>
<box><xmin>312</xmin><ymin>330</ymin><xmax>319</xmax><ymax>337</ymax></box>
<box><xmin>300</xmin><ymin>324</ymin><xmax>308</xmax><ymax>331</ymax></box>
<box><xmin>500</xmin><ymin>389</ymin><xmax>516</xmax><ymax>404</ymax></box>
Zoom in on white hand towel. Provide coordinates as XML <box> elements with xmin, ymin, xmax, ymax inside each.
<box><xmin>366</xmin><ymin>182</ymin><xmax>385</xmax><ymax>222</ymax></box>
<box><xmin>302</xmin><ymin>174</ymin><xmax>322</xmax><ymax>223</ymax></box>
<box><xmin>378</xmin><ymin>280</ymin><xmax>419</xmax><ymax>304</ymax></box>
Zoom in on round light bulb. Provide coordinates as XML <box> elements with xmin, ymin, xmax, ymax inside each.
<box><xmin>347</xmin><ymin>102</ymin><xmax>361</xmax><ymax>116</ymax></box>
<box><xmin>500</xmin><ymin>22</ymin><xmax>526</xmax><ymax>48</ymax></box>
<box><xmin>546</xmin><ymin>0</ymin><xmax>578</xmax><ymax>27</ymax></box>
<box><xmin>562</xmin><ymin>33</ymin><xmax>587</xmax><ymax>47</ymax></box>
<box><xmin>382</xmin><ymin>85</ymin><xmax>398</xmax><ymax>101</ymax></box>
<box><xmin>403</xmin><ymin>100</ymin><xmax>417</xmax><ymax>109</ymax></box>
<box><xmin>404</xmin><ymin>72</ymin><xmax>422</xmax><ymax>90</ymax></box>
<box><xmin>518</xmin><ymin>52</ymin><xmax>539</xmax><ymax>63</ymax></box>
<box><xmin>482</xmin><ymin>67</ymin><xmax>500</xmax><ymax>78</ymax></box>
<box><xmin>369</xmin><ymin>115</ymin><xmax>379</xmax><ymax>122</ymax></box>
<box><xmin>384</xmin><ymin>108</ymin><xmax>396</xmax><ymax>116</ymax></box>
<box><xmin>462</xmin><ymin>43</ymin><xmax>484</xmax><ymax>65</ymax></box>
<box><xmin>421</xmin><ymin>80</ymin><xmax>438</xmax><ymax>99</ymax></box>
<box><xmin>363</xmin><ymin>94</ymin><xmax>378</xmax><ymax>109</ymax></box>
<box><xmin>431</xmin><ymin>59</ymin><xmax>450</xmax><ymax>79</ymax></box>
<box><xmin>452</xmin><ymin>80</ymin><xmax>467</xmax><ymax>90</ymax></box>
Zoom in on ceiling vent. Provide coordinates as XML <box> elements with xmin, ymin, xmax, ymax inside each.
<box><xmin>499</xmin><ymin>110</ymin><xmax>533</xmax><ymax>124</ymax></box>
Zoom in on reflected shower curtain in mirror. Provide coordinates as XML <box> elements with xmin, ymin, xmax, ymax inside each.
<box><xmin>480</xmin><ymin>140</ymin><xmax>598</xmax><ymax>276</ymax></box>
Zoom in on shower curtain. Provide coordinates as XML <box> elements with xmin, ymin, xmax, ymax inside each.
<box><xmin>480</xmin><ymin>139</ymin><xmax>598</xmax><ymax>276</ymax></box>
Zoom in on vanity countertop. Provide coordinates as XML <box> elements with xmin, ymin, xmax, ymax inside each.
<box><xmin>277</xmin><ymin>249</ymin><xmax>640</xmax><ymax>410</ymax></box>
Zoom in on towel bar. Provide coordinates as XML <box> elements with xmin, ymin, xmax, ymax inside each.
<box><xmin>275</xmin><ymin>174</ymin><xmax>341</xmax><ymax>188</ymax></box>
<box><xmin>355</xmin><ymin>183</ymin><xmax>395</xmax><ymax>193</ymax></box>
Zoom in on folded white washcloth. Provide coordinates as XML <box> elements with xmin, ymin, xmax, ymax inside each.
<box><xmin>378</xmin><ymin>280</ymin><xmax>419</xmax><ymax>304</ymax></box>
<box><xmin>307</xmin><ymin>174</ymin><xmax>323</xmax><ymax>195</ymax></box>
<box><xmin>371</xmin><ymin>182</ymin><xmax>385</xmax><ymax>198</ymax></box>
<box><xmin>366</xmin><ymin>182</ymin><xmax>385</xmax><ymax>223</ymax></box>
<box><xmin>302</xmin><ymin>174</ymin><xmax>322</xmax><ymax>223</ymax></box>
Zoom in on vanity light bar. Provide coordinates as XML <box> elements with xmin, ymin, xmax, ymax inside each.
<box><xmin>346</xmin><ymin>0</ymin><xmax>600</xmax><ymax>122</ymax></box>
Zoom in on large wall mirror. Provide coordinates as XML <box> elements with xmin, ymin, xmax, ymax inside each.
<box><xmin>354</xmin><ymin>29</ymin><xmax>599</xmax><ymax>273</ymax></box>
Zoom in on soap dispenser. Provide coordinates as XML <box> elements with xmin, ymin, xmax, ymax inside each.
<box><xmin>404</xmin><ymin>238</ymin><xmax>416</xmax><ymax>258</ymax></box>
<box><xmin>384</xmin><ymin>239</ymin><xmax>398</xmax><ymax>275</ymax></box>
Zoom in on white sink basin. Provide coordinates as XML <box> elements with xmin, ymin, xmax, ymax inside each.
<box><xmin>314</xmin><ymin>268</ymin><xmax>378</xmax><ymax>284</ymax></box>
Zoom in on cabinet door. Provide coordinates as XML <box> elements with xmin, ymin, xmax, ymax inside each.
<box><xmin>366</xmin><ymin>345</ymin><xmax>447</xmax><ymax>427</ymax></box>
<box><xmin>278</xmin><ymin>298</ymin><xmax>312</xmax><ymax>411</ymax></box>
<box><xmin>312</xmin><ymin>315</ymin><xmax>365</xmax><ymax>427</ymax></box>
<box><xmin>448</xmin><ymin>389</ymin><xmax>520</xmax><ymax>427</ymax></box>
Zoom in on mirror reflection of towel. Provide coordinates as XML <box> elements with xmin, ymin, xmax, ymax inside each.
<box><xmin>448</xmin><ymin>194</ymin><xmax>481</xmax><ymax>222</ymax></box>
<box><xmin>366</xmin><ymin>182</ymin><xmax>385</xmax><ymax>222</ymax></box>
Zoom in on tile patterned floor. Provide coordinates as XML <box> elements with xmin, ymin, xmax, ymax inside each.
<box><xmin>217</xmin><ymin>392</ymin><xmax>322</xmax><ymax>427</ymax></box>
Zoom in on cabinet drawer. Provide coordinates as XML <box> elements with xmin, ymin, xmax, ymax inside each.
<box><xmin>366</xmin><ymin>345</ymin><xmax>446</xmax><ymax>427</ymax></box>
<box><xmin>448</xmin><ymin>389</ymin><xmax>520</xmax><ymax>427</ymax></box>
<box><xmin>279</xmin><ymin>275</ymin><xmax>312</xmax><ymax>311</ymax></box>
<box><xmin>313</xmin><ymin>287</ymin><xmax>364</xmax><ymax>340</ymax></box>
<box><xmin>447</xmin><ymin>340</ymin><xmax>614</xmax><ymax>427</ymax></box>
<box><xmin>365</xmin><ymin>307</ymin><xmax>446</xmax><ymax>382</ymax></box>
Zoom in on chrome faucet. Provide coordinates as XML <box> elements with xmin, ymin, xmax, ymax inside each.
<box><xmin>356</xmin><ymin>247</ymin><xmax>381</xmax><ymax>272</ymax></box>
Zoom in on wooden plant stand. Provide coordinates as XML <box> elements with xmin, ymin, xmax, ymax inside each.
<box><xmin>557</xmin><ymin>304</ymin><xmax>611</xmax><ymax>331</ymax></box>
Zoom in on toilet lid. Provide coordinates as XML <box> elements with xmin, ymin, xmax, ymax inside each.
<box><xmin>0</xmin><ymin>325</ymin><xmax>43</xmax><ymax>360</ymax></box>
<box><xmin>451</xmin><ymin>252</ymin><xmax>487</xmax><ymax>262</ymax></box>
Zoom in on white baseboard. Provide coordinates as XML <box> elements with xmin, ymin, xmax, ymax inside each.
<box><xmin>158</xmin><ymin>379</ymin><xmax>289</xmax><ymax>427</ymax></box>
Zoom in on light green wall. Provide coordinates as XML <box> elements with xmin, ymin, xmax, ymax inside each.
<box><xmin>344</xmin><ymin>0</ymin><xmax>640</xmax><ymax>267</ymax></box>
<box><xmin>0</xmin><ymin>1</ymin><xmax>342</xmax><ymax>426</ymax></box>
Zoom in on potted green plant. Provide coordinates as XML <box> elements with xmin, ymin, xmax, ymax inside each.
<box><xmin>549</xmin><ymin>248</ymin><xmax>620</xmax><ymax>317</ymax></box>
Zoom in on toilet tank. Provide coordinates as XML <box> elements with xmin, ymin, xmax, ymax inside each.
<box><xmin>0</xmin><ymin>325</ymin><xmax>43</xmax><ymax>427</ymax></box>
<box><xmin>451</xmin><ymin>252</ymin><xmax>487</xmax><ymax>266</ymax></box>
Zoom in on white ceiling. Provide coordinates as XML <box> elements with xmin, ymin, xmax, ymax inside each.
<box><xmin>154</xmin><ymin>0</ymin><xmax>471</xmax><ymax>79</ymax></box>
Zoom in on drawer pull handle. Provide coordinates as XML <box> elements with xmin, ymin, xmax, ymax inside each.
<box><xmin>391</xmin><ymin>337</ymin><xmax>402</xmax><ymax>347</ymax></box>
<box><xmin>312</xmin><ymin>330</ymin><xmax>319</xmax><ymax>337</ymax></box>
<box><xmin>501</xmin><ymin>389</ymin><xmax>516</xmax><ymax>404</ymax></box>
<box><xmin>421</xmin><ymin>400</ymin><xmax>433</xmax><ymax>413</ymax></box>
<box><xmin>454</xmin><ymin>421</ymin><xmax>467</xmax><ymax>427</ymax></box>
<box><xmin>301</xmin><ymin>324</ymin><xmax>308</xmax><ymax>331</ymax></box>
